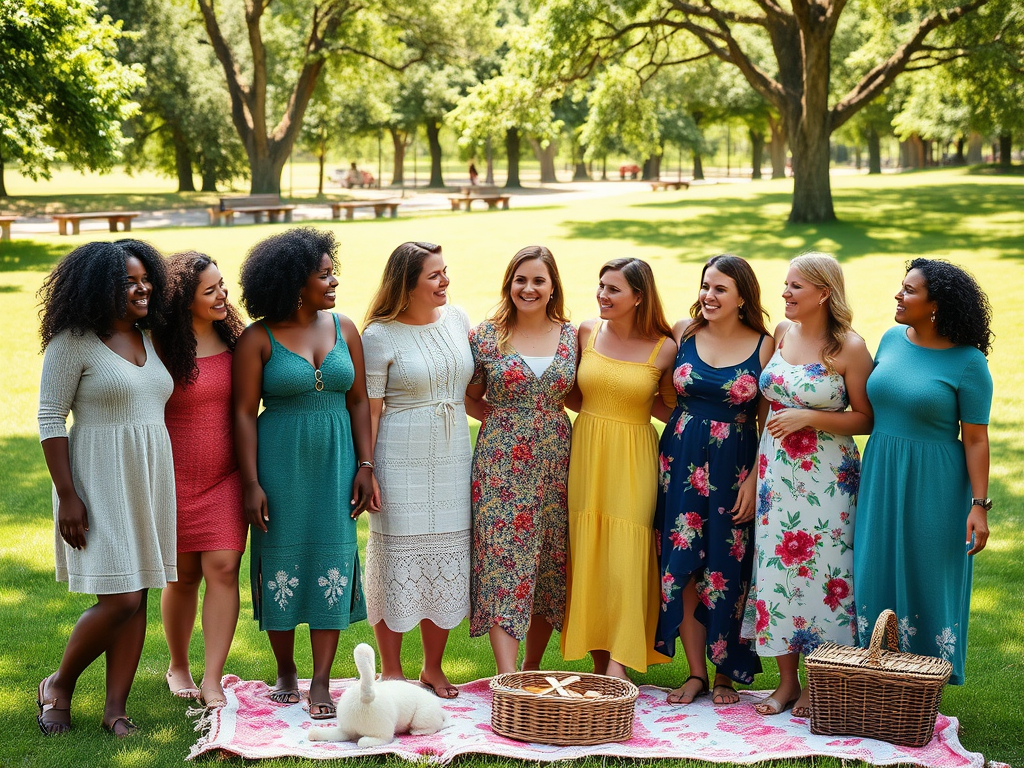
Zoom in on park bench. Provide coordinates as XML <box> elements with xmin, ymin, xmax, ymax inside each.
<box><xmin>447</xmin><ymin>193</ymin><xmax>510</xmax><ymax>211</ymax></box>
<box><xmin>208</xmin><ymin>195</ymin><xmax>296</xmax><ymax>226</ymax></box>
<box><xmin>52</xmin><ymin>211</ymin><xmax>142</xmax><ymax>236</ymax></box>
<box><xmin>458</xmin><ymin>185</ymin><xmax>500</xmax><ymax>195</ymax></box>
<box><xmin>0</xmin><ymin>215</ymin><xmax>17</xmax><ymax>241</ymax></box>
<box><xmin>329</xmin><ymin>201</ymin><xmax>401</xmax><ymax>220</ymax></box>
<box><xmin>650</xmin><ymin>180</ymin><xmax>690</xmax><ymax>191</ymax></box>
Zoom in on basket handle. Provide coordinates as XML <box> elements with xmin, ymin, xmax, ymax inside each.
<box><xmin>867</xmin><ymin>609</ymin><xmax>900</xmax><ymax>666</ymax></box>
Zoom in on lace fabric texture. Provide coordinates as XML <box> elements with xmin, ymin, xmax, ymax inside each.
<box><xmin>364</xmin><ymin>530</ymin><xmax>471</xmax><ymax>632</ymax></box>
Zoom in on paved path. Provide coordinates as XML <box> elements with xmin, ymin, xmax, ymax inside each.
<box><xmin>3</xmin><ymin>179</ymin><xmax>726</xmax><ymax>239</ymax></box>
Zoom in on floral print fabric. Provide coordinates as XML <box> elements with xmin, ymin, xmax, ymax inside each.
<box><xmin>654</xmin><ymin>334</ymin><xmax>765</xmax><ymax>684</ymax></box>
<box><xmin>741</xmin><ymin>350</ymin><xmax>859</xmax><ymax>656</ymax></box>
<box><xmin>468</xmin><ymin>321</ymin><xmax>577</xmax><ymax>640</ymax></box>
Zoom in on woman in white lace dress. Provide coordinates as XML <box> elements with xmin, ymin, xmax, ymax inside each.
<box><xmin>361</xmin><ymin>241</ymin><xmax>473</xmax><ymax>698</ymax></box>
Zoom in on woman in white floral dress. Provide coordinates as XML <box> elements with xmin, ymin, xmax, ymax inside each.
<box><xmin>742</xmin><ymin>253</ymin><xmax>873</xmax><ymax>717</ymax></box>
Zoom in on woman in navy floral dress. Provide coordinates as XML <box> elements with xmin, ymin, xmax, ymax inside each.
<box><xmin>653</xmin><ymin>255</ymin><xmax>774</xmax><ymax>706</ymax></box>
<box><xmin>466</xmin><ymin>246</ymin><xmax>577</xmax><ymax>674</ymax></box>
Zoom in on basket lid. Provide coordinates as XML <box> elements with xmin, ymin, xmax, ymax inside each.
<box><xmin>806</xmin><ymin>641</ymin><xmax>952</xmax><ymax>680</ymax></box>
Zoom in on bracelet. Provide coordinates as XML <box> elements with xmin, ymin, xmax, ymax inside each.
<box><xmin>971</xmin><ymin>497</ymin><xmax>992</xmax><ymax>511</ymax></box>
<box><xmin>358</xmin><ymin>461</ymin><xmax>374</xmax><ymax>471</ymax></box>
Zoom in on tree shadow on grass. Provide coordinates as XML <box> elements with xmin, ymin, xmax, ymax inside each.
<box><xmin>563</xmin><ymin>183</ymin><xmax>1024</xmax><ymax>263</ymax></box>
<box><xmin>0</xmin><ymin>241</ymin><xmax>68</xmax><ymax>273</ymax></box>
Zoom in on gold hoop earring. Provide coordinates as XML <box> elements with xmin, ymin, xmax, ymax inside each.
<box><xmin>930</xmin><ymin>310</ymin><xmax>936</xmax><ymax>323</ymax></box>
<box><xmin>297</xmin><ymin>296</ymin><xmax>303</xmax><ymax>309</ymax></box>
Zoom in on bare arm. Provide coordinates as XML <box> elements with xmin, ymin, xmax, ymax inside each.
<box><xmin>962</xmin><ymin>422</ymin><xmax>990</xmax><ymax>555</ymax></box>
<box><xmin>731</xmin><ymin>334</ymin><xmax>776</xmax><ymax>524</ymax></box>
<box><xmin>564</xmin><ymin>321</ymin><xmax>592</xmax><ymax>414</ymax></box>
<box><xmin>340</xmin><ymin>315</ymin><xmax>374</xmax><ymax>517</ymax></box>
<box><xmin>650</xmin><ymin>336</ymin><xmax>678</xmax><ymax>424</ymax></box>
<box><xmin>233</xmin><ymin>325</ymin><xmax>269</xmax><ymax>532</ymax></box>
<box><xmin>465</xmin><ymin>381</ymin><xmax>489</xmax><ymax>422</ymax></box>
<box><xmin>41</xmin><ymin>438</ymin><xmax>88</xmax><ymax>549</ymax></box>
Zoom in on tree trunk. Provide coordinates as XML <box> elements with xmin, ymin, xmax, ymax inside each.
<box><xmin>692</xmin><ymin>152</ymin><xmax>704</xmax><ymax>181</ymax></box>
<box><xmin>953</xmin><ymin>137</ymin><xmax>965</xmax><ymax>165</ymax></box>
<box><xmin>999</xmin><ymin>134</ymin><xmax>1012</xmax><ymax>170</ymax></box>
<box><xmin>317</xmin><ymin>148</ymin><xmax>326</xmax><ymax>196</ymax></box>
<box><xmin>390</xmin><ymin>128</ymin><xmax>408</xmax><ymax>185</ymax></box>
<box><xmin>505</xmin><ymin>128</ymin><xmax>522</xmax><ymax>188</ymax></box>
<box><xmin>425</xmin><ymin>119</ymin><xmax>444</xmax><ymax>188</ymax></box>
<box><xmin>967</xmin><ymin>133</ymin><xmax>983</xmax><ymax>164</ymax></box>
<box><xmin>768</xmin><ymin>118</ymin><xmax>787</xmax><ymax>179</ymax></box>
<box><xmin>750</xmin><ymin>129</ymin><xmax>765</xmax><ymax>180</ymax></box>
<box><xmin>485</xmin><ymin>137</ymin><xmax>495</xmax><ymax>185</ymax></box>
<box><xmin>529</xmin><ymin>138</ymin><xmax>558</xmax><ymax>182</ymax></box>
<box><xmin>573</xmin><ymin>161</ymin><xmax>590</xmax><ymax>180</ymax></box>
<box><xmin>642</xmin><ymin>155</ymin><xmax>662</xmax><ymax>180</ymax></box>
<box><xmin>0</xmin><ymin>150</ymin><xmax>7</xmax><ymax>198</ymax></box>
<box><xmin>601</xmin><ymin>156</ymin><xmax>608</xmax><ymax>180</ymax></box>
<box><xmin>173</xmin><ymin>129</ymin><xmax>196</xmax><ymax>193</ymax></box>
<box><xmin>249</xmin><ymin>151</ymin><xmax>288</xmax><ymax>195</ymax></box>
<box><xmin>200</xmin><ymin>164</ymin><xmax>218</xmax><ymax>192</ymax></box>
<box><xmin>786</xmin><ymin>26</ymin><xmax>835</xmax><ymax>223</ymax></box>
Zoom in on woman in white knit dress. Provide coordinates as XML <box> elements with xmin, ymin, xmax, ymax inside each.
<box><xmin>362</xmin><ymin>241</ymin><xmax>473</xmax><ymax>699</ymax></box>
<box><xmin>36</xmin><ymin>241</ymin><xmax>177</xmax><ymax>738</ymax></box>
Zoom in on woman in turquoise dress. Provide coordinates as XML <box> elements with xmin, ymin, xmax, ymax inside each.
<box><xmin>854</xmin><ymin>259</ymin><xmax>993</xmax><ymax>685</ymax></box>
<box><xmin>654</xmin><ymin>255</ymin><xmax>774</xmax><ymax>706</ymax></box>
<box><xmin>465</xmin><ymin>246</ymin><xmax>577</xmax><ymax>674</ymax></box>
<box><xmin>234</xmin><ymin>228</ymin><xmax>374</xmax><ymax>719</ymax></box>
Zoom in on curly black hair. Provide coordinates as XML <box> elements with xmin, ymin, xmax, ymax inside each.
<box><xmin>239</xmin><ymin>228</ymin><xmax>338</xmax><ymax>323</ymax></box>
<box><xmin>38</xmin><ymin>239</ymin><xmax>168</xmax><ymax>348</ymax></box>
<box><xmin>907</xmin><ymin>258</ymin><xmax>993</xmax><ymax>356</ymax></box>
<box><xmin>152</xmin><ymin>251</ymin><xmax>246</xmax><ymax>387</ymax></box>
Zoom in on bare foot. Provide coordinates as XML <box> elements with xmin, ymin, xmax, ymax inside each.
<box><xmin>419</xmin><ymin>668</ymin><xmax>459</xmax><ymax>699</ymax></box>
<box><xmin>604</xmin><ymin>660</ymin><xmax>633</xmax><ymax>682</ymax></box>
<box><xmin>268</xmin><ymin>672</ymin><xmax>301</xmax><ymax>704</ymax></box>
<box><xmin>791</xmin><ymin>689</ymin><xmax>811</xmax><ymax>718</ymax></box>
<box><xmin>199</xmin><ymin>678</ymin><xmax>227</xmax><ymax>708</ymax></box>
<box><xmin>754</xmin><ymin>681</ymin><xmax>802</xmax><ymax>715</ymax></box>
<box><xmin>165</xmin><ymin>667</ymin><xmax>200</xmax><ymax>699</ymax></box>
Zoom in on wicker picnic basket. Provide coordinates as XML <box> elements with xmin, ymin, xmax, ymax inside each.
<box><xmin>806</xmin><ymin>609</ymin><xmax>952</xmax><ymax>747</ymax></box>
<box><xmin>489</xmin><ymin>672</ymin><xmax>638</xmax><ymax>745</ymax></box>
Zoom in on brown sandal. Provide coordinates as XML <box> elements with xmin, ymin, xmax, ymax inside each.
<box><xmin>101</xmin><ymin>716</ymin><xmax>138</xmax><ymax>738</ymax></box>
<box><xmin>36</xmin><ymin>676</ymin><xmax>71</xmax><ymax>736</ymax></box>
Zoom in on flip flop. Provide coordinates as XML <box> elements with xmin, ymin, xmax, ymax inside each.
<box><xmin>101</xmin><ymin>716</ymin><xmax>138</xmax><ymax>738</ymax></box>
<box><xmin>308</xmin><ymin>700</ymin><xmax>337</xmax><ymax>720</ymax></box>
<box><xmin>754</xmin><ymin>695</ymin><xmax>798</xmax><ymax>715</ymax></box>
<box><xmin>666</xmin><ymin>675</ymin><xmax>709</xmax><ymax>705</ymax></box>
<box><xmin>36</xmin><ymin>676</ymin><xmax>71</xmax><ymax>736</ymax></box>
<box><xmin>268</xmin><ymin>687</ymin><xmax>301</xmax><ymax>704</ymax></box>
<box><xmin>712</xmin><ymin>683</ymin><xmax>740</xmax><ymax>706</ymax></box>
<box><xmin>419</xmin><ymin>673</ymin><xmax>459</xmax><ymax>699</ymax></box>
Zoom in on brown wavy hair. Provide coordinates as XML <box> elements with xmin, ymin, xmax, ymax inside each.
<box><xmin>683</xmin><ymin>254</ymin><xmax>770</xmax><ymax>341</ymax></box>
<box><xmin>489</xmin><ymin>246</ymin><xmax>570</xmax><ymax>353</ymax></box>
<box><xmin>790</xmin><ymin>252</ymin><xmax>854</xmax><ymax>374</ymax></box>
<box><xmin>363</xmin><ymin>241</ymin><xmax>443</xmax><ymax>328</ymax></box>
<box><xmin>152</xmin><ymin>251</ymin><xmax>245</xmax><ymax>386</ymax></box>
<box><xmin>599</xmin><ymin>257</ymin><xmax>672</xmax><ymax>339</ymax></box>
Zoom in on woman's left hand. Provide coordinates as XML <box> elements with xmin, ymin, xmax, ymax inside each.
<box><xmin>730</xmin><ymin>471</ymin><xmax>757</xmax><ymax>524</ymax></box>
<box><xmin>966</xmin><ymin>506</ymin><xmax>989</xmax><ymax>555</ymax></box>
<box><xmin>766</xmin><ymin>408</ymin><xmax>815</xmax><ymax>441</ymax></box>
<box><xmin>350</xmin><ymin>468</ymin><xmax>374</xmax><ymax>518</ymax></box>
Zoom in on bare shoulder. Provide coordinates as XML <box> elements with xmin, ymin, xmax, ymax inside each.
<box><xmin>655</xmin><ymin>335</ymin><xmax>678</xmax><ymax>370</ymax></box>
<box><xmin>336</xmin><ymin>314</ymin><xmax>361</xmax><ymax>343</ymax></box>
<box><xmin>773</xmin><ymin>320</ymin><xmax>792</xmax><ymax>338</ymax></box>
<box><xmin>672</xmin><ymin>318</ymin><xmax>693</xmax><ymax>344</ymax></box>
<box><xmin>237</xmin><ymin>322</ymin><xmax>268</xmax><ymax>350</ymax></box>
<box><xmin>840</xmin><ymin>331</ymin><xmax>872</xmax><ymax>362</ymax></box>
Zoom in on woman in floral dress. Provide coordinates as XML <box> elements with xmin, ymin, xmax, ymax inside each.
<box><xmin>653</xmin><ymin>255</ymin><xmax>774</xmax><ymax>706</ymax></box>
<box><xmin>466</xmin><ymin>246</ymin><xmax>577</xmax><ymax>674</ymax></box>
<box><xmin>741</xmin><ymin>253</ymin><xmax>873</xmax><ymax>718</ymax></box>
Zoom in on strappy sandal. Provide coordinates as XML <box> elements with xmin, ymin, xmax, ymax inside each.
<box><xmin>36</xmin><ymin>676</ymin><xmax>71</xmax><ymax>736</ymax></box>
<box><xmin>268</xmin><ymin>687</ymin><xmax>301</xmax><ymax>704</ymax></box>
<box><xmin>712</xmin><ymin>683</ymin><xmax>740</xmax><ymax>706</ymax></box>
<box><xmin>666</xmin><ymin>675</ymin><xmax>709</xmax><ymax>705</ymax></box>
<box><xmin>101</xmin><ymin>716</ymin><xmax>138</xmax><ymax>738</ymax></box>
<box><xmin>308</xmin><ymin>699</ymin><xmax>337</xmax><ymax>720</ymax></box>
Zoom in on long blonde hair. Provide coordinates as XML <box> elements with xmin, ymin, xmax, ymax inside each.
<box><xmin>490</xmin><ymin>246</ymin><xmax>569</xmax><ymax>353</ymax></box>
<box><xmin>363</xmin><ymin>241</ymin><xmax>442</xmax><ymax>328</ymax></box>
<box><xmin>600</xmin><ymin>257</ymin><xmax>673</xmax><ymax>339</ymax></box>
<box><xmin>790</xmin><ymin>252</ymin><xmax>854</xmax><ymax>373</ymax></box>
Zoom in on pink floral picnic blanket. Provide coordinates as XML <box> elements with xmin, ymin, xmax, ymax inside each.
<box><xmin>187</xmin><ymin>676</ymin><xmax>1004</xmax><ymax>767</ymax></box>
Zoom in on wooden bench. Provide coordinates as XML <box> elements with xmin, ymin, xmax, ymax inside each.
<box><xmin>650</xmin><ymin>180</ymin><xmax>690</xmax><ymax>191</ymax></box>
<box><xmin>0</xmin><ymin>215</ymin><xmax>17</xmax><ymax>241</ymax></box>
<box><xmin>208</xmin><ymin>195</ymin><xmax>296</xmax><ymax>226</ymax></box>
<box><xmin>52</xmin><ymin>212</ymin><xmax>141</xmax><ymax>236</ymax></box>
<box><xmin>448</xmin><ymin>194</ymin><xmax>510</xmax><ymax>211</ymax></box>
<box><xmin>329</xmin><ymin>201</ymin><xmax>401</xmax><ymax>220</ymax></box>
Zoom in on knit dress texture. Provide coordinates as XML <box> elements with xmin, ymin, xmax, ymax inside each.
<box><xmin>164</xmin><ymin>350</ymin><xmax>246</xmax><ymax>553</ymax></box>
<box><xmin>853</xmin><ymin>326</ymin><xmax>992</xmax><ymax>685</ymax></box>
<box><xmin>38</xmin><ymin>329</ymin><xmax>177</xmax><ymax>594</ymax></box>
<box><xmin>250</xmin><ymin>314</ymin><xmax>365</xmax><ymax>631</ymax></box>
<box><xmin>361</xmin><ymin>306</ymin><xmax>474</xmax><ymax>633</ymax></box>
<box><xmin>468</xmin><ymin>321</ymin><xmax>577</xmax><ymax>640</ymax></box>
<box><xmin>561</xmin><ymin>322</ymin><xmax>672</xmax><ymax>672</ymax></box>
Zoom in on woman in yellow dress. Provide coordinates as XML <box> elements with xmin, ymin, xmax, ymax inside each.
<box><xmin>562</xmin><ymin>258</ymin><xmax>677</xmax><ymax>679</ymax></box>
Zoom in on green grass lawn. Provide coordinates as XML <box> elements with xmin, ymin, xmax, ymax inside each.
<box><xmin>1</xmin><ymin>167</ymin><xmax>1022</xmax><ymax>767</ymax></box>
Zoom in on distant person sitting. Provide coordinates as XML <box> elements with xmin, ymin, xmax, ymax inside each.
<box><xmin>469</xmin><ymin>162</ymin><xmax>479</xmax><ymax>186</ymax></box>
<box><xmin>344</xmin><ymin>163</ymin><xmax>361</xmax><ymax>189</ymax></box>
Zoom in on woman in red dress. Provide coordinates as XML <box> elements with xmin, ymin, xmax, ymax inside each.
<box><xmin>154</xmin><ymin>251</ymin><xmax>247</xmax><ymax>707</ymax></box>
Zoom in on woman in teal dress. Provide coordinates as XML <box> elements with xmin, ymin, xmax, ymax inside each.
<box><xmin>854</xmin><ymin>259</ymin><xmax>993</xmax><ymax>685</ymax></box>
<box><xmin>234</xmin><ymin>229</ymin><xmax>375</xmax><ymax>718</ymax></box>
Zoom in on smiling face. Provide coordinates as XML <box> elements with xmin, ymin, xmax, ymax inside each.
<box><xmin>408</xmin><ymin>251</ymin><xmax>449</xmax><ymax>311</ymax></box>
<box><xmin>191</xmin><ymin>263</ymin><xmax>229</xmax><ymax>324</ymax></box>
<box><xmin>597</xmin><ymin>269</ymin><xmax>639</xmax><ymax>321</ymax></box>
<box><xmin>699</xmin><ymin>265</ymin><xmax>743</xmax><ymax>322</ymax></box>
<box><xmin>123</xmin><ymin>256</ymin><xmax>152</xmax><ymax>323</ymax></box>
<box><xmin>510</xmin><ymin>258</ymin><xmax>554</xmax><ymax>318</ymax></box>
<box><xmin>298</xmin><ymin>254</ymin><xmax>338</xmax><ymax>312</ymax></box>
<box><xmin>782</xmin><ymin>265</ymin><xmax>828</xmax><ymax>321</ymax></box>
<box><xmin>895</xmin><ymin>268</ymin><xmax>936</xmax><ymax>327</ymax></box>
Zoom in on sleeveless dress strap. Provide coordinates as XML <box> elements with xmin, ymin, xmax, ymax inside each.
<box><xmin>261</xmin><ymin>321</ymin><xmax>278</xmax><ymax>345</ymax></box>
<box><xmin>586</xmin><ymin>321</ymin><xmax>602</xmax><ymax>351</ymax></box>
<box><xmin>646</xmin><ymin>335</ymin><xmax>668</xmax><ymax>366</ymax></box>
<box><xmin>753</xmin><ymin>333</ymin><xmax>767</xmax><ymax>356</ymax></box>
<box><xmin>777</xmin><ymin>323</ymin><xmax>792</xmax><ymax>349</ymax></box>
<box><xmin>332</xmin><ymin>313</ymin><xmax>341</xmax><ymax>340</ymax></box>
